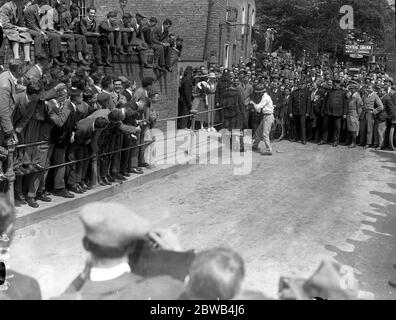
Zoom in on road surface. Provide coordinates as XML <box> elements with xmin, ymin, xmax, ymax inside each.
<box><xmin>8</xmin><ymin>141</ymin><xmax>396</xmax><ymax>299</ymax></box>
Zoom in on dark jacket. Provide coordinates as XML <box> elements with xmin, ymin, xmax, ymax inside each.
<box><xmin>323</xmin><ymin>89</ymin><xmax>347</xmax><ymax>117</ymax></box>
<box><xmin>80</xmin><ymin>16</ymin><xmax>97</xmax><ymax>35</ymax></box>
<box><xmin>24</xmin><ymin>4</ymin><xmax>41</xmax><ymax>31</ymax></box>
<box><xmin>378</xmin><ymin>94</ymin><xmax>396</xmax><ymax>122</ymax></box>
<box><xmin>0</xmin><ymin>270</ymin><xmax>41</xmax><ymax>300</ymax></box>
<box><xmin>98</xmin><ymin>19</ymin><xmax>117</xmax><ymax>33</ymax></box>
<box><xmin>288</xmin><ymin>88</ymin><xmax>311</xmax><ymax>116</ymax></box>
<box><xmin>57</xmin><ymin>272</ymin><xmax>184</xmax><ymax>300</ymax></box>
<box><xmin>75</xmin><ymin>117</ymin><xmax>101</xmax><ymax>154</ymax></box>
<box><xmin>180</xmin><ymin>75</ymin><xmax>193</xmax><ymax>106</ymax></box>
<box><xmin>142</xmin><ymin>23</ymin><xmax>154</xmax><ymax>45</ymax></box>
<box><xmin>152</xmin><ymin>25</ymin><xmax>169</xmax><ymax>45</ymax></box>
<box><xmin>50</xmin><ymin>101</ymin><xmax>77</xmax><ymax>145</ymax></box>
<box><xmin>220</xmin><ymin>87</ymin><xmax>247</xmax><ymax>130</ymax></box>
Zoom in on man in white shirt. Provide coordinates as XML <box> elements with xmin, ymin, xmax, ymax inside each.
<box><xmin>251</xmin><ymin>85</ymin><xmax>274</xmax><ymax>155</ymax></box>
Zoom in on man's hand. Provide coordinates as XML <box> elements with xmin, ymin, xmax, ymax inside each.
<box><xmin>147</xmin><ymin>228</ymin><xmax>183</xmax><ymax>252</ymax></box>
<box><xmin>41</xmin><ymin>32</ymin><xmax>49</xmax><ymax>42</ymax></box>
<box><xmin>162</xmin><ymin>42</ymin><xmax>170</xmax><ymax>47</ymax></box>
<box><xmin>343</xmin><ymin>115</ymin><xmax>347</xmax><ymax>119</ymax></box>
<box><xmin>15</xmin><ymin>127</ymin><xmax>23</xmax><ymax>135</ymax></box>
<box><xmin>289</xmin><ymin>114</ymin><xmax>293</xmax><ymax>119</ymax></box>
<box><xmin>306</xmin><ymin>114</ymin><xmax>309</xmax><ymax>118</ymax></box>
<box><xmin>18</xmin><ymin>27</ymin><xmax>28</xmax><ymax>32</ymax></box>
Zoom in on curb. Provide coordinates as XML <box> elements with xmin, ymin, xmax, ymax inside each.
<box><xmin>14</xmin><ymin>134</ymin><xmax>223</xmax><ymax>230</ymax></box>
<box><xmin>15</xmin><ymin>163</ymin><xmax>190</xmax><ymax>231</ymax></box>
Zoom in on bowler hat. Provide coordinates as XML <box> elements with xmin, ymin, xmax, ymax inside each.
<box><xmin>79</xmin><ymin>202</ymin><xmax>150</xmax><ymax>248</ymax></box>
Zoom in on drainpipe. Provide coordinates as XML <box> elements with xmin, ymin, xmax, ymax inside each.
<box><xmin>203</xmin><ymin>0</ymin><xmax>215</xmax><ymax>65</ymax></box>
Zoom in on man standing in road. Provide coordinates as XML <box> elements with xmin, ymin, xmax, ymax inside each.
<box><xmin>288</xmin><ymin>81</ymin><xmax>310</xmax><ymax>145</ymax></box>
<box><xmin>251</xmin><ymin>84</ymin><xmax>274</xmax><ymax>155</ymax></box>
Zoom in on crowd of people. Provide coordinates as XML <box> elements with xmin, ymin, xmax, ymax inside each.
<box><xmin>0</xmin><ymin>0</ymin><xmax>181</xmax><ymax>71</ymax></box>
<box><xmin>0</xmin><ymin>56</ymin><xmax>162</xmax><ymax>209</ymax></box>
<box><xmin>0</xmin><ymin>0</ymin><xmax>189</xmax><ymax>209</ymax></box>
<box><xmin>179</xmin><ymin>53</ymin><xmax>396</xmax><ymax>155</ymax></box>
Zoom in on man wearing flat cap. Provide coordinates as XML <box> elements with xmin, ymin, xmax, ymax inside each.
<box><xmin>345</xmin><ymin>83</ymin><xmax>363</xmax><ymax>148</ymax></box>
<box><xmin>98</xmin><ymin>11</ymin><xmax>127</xmax><ymax>58</ymax></box>
<box><xmin>359</xmin><ymin>84</ymin><xmax>384</xmax><ymax>148</ymax></box>
<box><xmin>319</xmin><ymin>79</ymin><xmax>347</xmax><ymax>147</ymax></box>
<box><xmin>57</xmin><ymin>203</ymin><xmax>184</xmax><ymax>300</ymax></box>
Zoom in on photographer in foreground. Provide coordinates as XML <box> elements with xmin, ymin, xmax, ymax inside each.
<box><xmin>56</xmin><ymin>202</ymin><xmax>185</xmax><ymax>300</ymax></box>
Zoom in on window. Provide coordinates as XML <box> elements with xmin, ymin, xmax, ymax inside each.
<box><xmin>77</xmin><ymin>0</ymin><xmax>86</xmax><ymax>18</ymax></box>
<box><xmin>226</xmin><ymin>7</ymin><xmax>238</xmax><ymax>23</ymax></box>
<box><xmin>241</xmin><ymin>6</ymin><xmax>246</xmax><ymax>34</ymax></box>
<box><xmin>224</xmin><ymin>44</ymin><xmax>230</xmax><ymax>68</ymax></box>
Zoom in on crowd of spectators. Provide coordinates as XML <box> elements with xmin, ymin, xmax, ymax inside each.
<box><xmin>179</xmin><ymin>52</ymin><xmax>396</xmax><ymax>155</ymax></box>
<box><xmin>0</xmin><ymin>0</ymin><xmax>181</xmax><ymax>71</ymax></box>
<box><xmin>0</xmin><ymin>57</ymin><xmax>162</xmax><ymax>209</ymax></box>
<box><xmin>0</xmin><ymin>0</ymin><xmax>188</xmax><ymax>209</ymax></box>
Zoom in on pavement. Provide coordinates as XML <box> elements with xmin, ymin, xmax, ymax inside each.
<box><xmin>8</xmin><ymin>140</ymin><xmax>396</xmax><ymax>300</ymax></box>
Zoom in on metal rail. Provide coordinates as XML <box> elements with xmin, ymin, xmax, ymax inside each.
<box><xmin>3</xmin><ymin>108</ymin><xmax>224</xmax><ymax>206</ymax></box>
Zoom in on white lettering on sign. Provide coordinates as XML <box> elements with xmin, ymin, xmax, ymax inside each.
<box><xmin>340</xmin><ymin>5</ymin><xmax>354</xmax><ymax>30</ymax></box>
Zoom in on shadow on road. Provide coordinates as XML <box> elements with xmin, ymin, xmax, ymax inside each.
<box><xmin>325</xmin><ymin>150</ymin><xmax>396</xmax><ymax>299</ymax></box>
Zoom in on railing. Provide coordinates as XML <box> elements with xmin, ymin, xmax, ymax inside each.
<box><xmin>3</xmin><ymin>107</ymin><xmax>224</xmax><ymax>206</ymax></box>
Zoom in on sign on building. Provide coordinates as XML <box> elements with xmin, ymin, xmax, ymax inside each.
<box><xmin>345</xmin><ymin>44</ymin><xmax>373</xmax><ymax>56</ymax></box>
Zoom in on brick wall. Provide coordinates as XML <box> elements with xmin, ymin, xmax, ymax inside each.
<box><xmin>97</xmin><ymin>52</ymin><xmax>179</xmax><ymax>132</ymax></box>
<box><xmin>203</xmin><ymin>0</ymin><xmax>227</xmax><ymax>64</ymax></box>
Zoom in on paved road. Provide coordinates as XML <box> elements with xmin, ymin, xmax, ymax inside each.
<box><xmin>9</xmin><ymin>141</ymin><xmax>396</xmax><ymax>299</ymax></box>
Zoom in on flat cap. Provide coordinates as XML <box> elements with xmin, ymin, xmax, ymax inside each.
<box><xmin>97</xmin><ymin>92</ymin><xmax>111</xmax><ymax>104</ymax></box>
<box><xmin>79</xmin><ymin>202</ymin><xmax>151</xmax><ymax>247</ymax></box>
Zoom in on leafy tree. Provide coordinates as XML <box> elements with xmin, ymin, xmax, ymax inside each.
<box><xmin>253</xmin><ymin>0</ymin><xmax>395</xmax><ymax>57</ymax></box>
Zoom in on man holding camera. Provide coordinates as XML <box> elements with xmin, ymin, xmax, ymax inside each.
<box><xmin>57</xmin><ymin>202</ymin><xmax>184</xmax><ymax>300</ymax></box>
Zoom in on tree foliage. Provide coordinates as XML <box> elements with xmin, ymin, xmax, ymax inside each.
<box><xmin>253</xmin><ymin>0</ymin><xmax>395</xmax><ymax>56</ymax></box>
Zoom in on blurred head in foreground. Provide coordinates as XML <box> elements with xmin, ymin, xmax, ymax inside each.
<box><xmin>182</xmin><ymin>247</ymin><xmax>245</xmax><ymax>300</ymax></box>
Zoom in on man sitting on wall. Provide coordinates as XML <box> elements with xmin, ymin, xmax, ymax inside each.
<box><xmin>151</xmin><ymin>18</ymin><xmax>173</xmax><ymax>72</ymax></box>
<box><xmin>98</xmin><ymin>11</ymin><xmax>127</xmax><ymax>59</ymax></box>
<box><xmin>80</xmin><ymin>7</ymin><xmax>112</xmax><ymax>67</ymax></box>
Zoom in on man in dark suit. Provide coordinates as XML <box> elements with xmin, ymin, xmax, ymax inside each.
<box><xmin>120</xmin><ymin>78</ymin><xmax>136</xmax><ymax>102</ymax></box>
<box><xmin>126</xmin><ymin>13</ymin><xmax>151</xmax><ymax>69</ymax></box>
<box><xmin>98</xmin><ymin>11</ymin><xmax>127</xmax><ymax>58</ymax></box>
<box><xmin>151</xmin><ymin>18</ymin><xmax>173</xmax><ymax>72</ymax></box>
<box><xmin>319</xmin><ymin>80</ymin><xmax>348</xmax><ymax>147</ymax></box>
<box><xmin>80</xmin><ymin>7</ymin><xmax>112</xmax><ymax>67</ymax></box>
<box><xmin>24</xmin><ymin>1</ymin><xmax>63</xmax><ymax>65</ymax></box>
<box><xmin>267</xmin><ymin>78</ymin><xmax>283</xmax><ymax>120</ymax></box>
<box><xmin>0</xmin><ymin>59</ymin><xmax>25</xmax><ymax>181</ymax></box>
<box><xmin>57</xmin><ymin>202</ymin><xmax>184</xmax><ymax>300</ymax></box>
<box><xmin>288</xmin><ymin>81</ymin><xmax>311</xmax><ymax>144</ymax></box>
<box><xmin>67</xmin><ymin>116</ymin><xmax>109</xmax><ymax>191</ymax></box>
<box><xmin>23</xmin><ymin>54</ymin><xmax>51</xmax><ymax>85</ymax></box>
<box><xmin>0</xmin><ymin>194</ymin><xmax>42</xmax><ymax>300</ymax></box>
<box><xmin>309</xmin><ymin>81</ymin><xmax>326</xmax><ymax>143</ymax></box>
